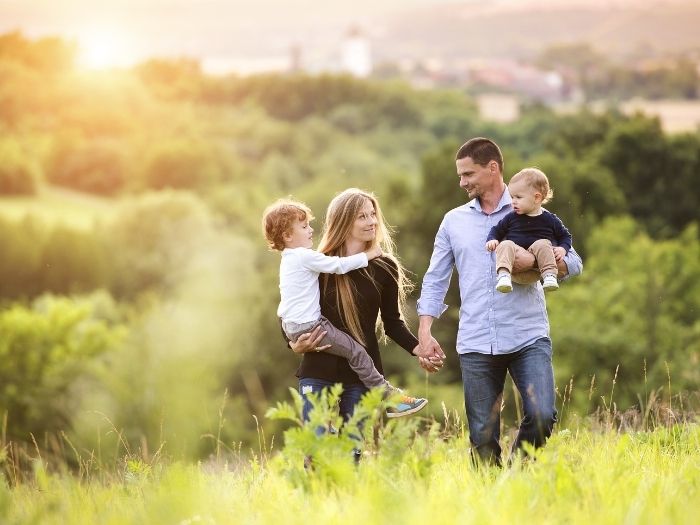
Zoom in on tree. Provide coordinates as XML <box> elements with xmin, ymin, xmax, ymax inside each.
<box><xmin>0</xmin><ymin>294</ymin><xmax>124</xmax><ymax>442</ymax></box>
<box><xmin>598</xmin><ymin>114</ymin><xmax>671</xmax><ymax>235</ymax></box>
<box><xmin>0</xmin><ymin>138</ymin><xmax>40</xmax><ymax>194</ymax></box>
<box><xmin>0</xmin><ymin>31</ymin><xmax>75</xmax><ymax>75</ymax></box>
<box><xmin>141</xmin><ymin>140</ymin><xmax>226</xmax><ymax>191</ymax></box>
<box><xmin>48</xmin><ymin>139</ymin><xmax>127</xmax><ymax>195</ymax></box>
<box><xmin>549</xmin><ymin>217</ymin><xmax>700</xmax><ymax>413</ymax></box>
<box><xmin>105</xmin><ymin>191</ymin><xmax>214</xmax><ymax>298</ymax></box>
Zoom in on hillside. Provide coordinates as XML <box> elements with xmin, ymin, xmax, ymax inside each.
<box><xmin>376</xmin><ymin>1</ymin><xmax>700</xmax><ymax>61</ymax></box>
<box><xmin>0</xmin><ymin>185</ymin><xmax>116</xmax><ymax>230</ymax></box>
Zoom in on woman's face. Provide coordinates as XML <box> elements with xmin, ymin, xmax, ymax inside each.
<box><xmin>348</xmin><ymin>198</ymin><xmax>378</xmax><ymax>245</ymax></box>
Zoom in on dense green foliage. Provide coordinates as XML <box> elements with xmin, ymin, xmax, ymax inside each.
<box><xmin>0</xmin><ymin>294</ymin><xmax>124</xmax><ymax>441</ymax></box>
<box><xmin>0</xmin><ymin>32</ymin><xmax>699</xmax><ymax>463</ymax></box>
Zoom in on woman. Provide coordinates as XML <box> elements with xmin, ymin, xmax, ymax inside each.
<box><xmin>289</xmin><ymin>188</ymin><xmax>442</xmax><ymax>425</ymax></box>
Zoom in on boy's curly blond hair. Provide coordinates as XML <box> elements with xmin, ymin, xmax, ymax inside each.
<box><xmin>262</xmin><ymin>198</ymin><xmax>314</xmax><ymax>251</ymax></box>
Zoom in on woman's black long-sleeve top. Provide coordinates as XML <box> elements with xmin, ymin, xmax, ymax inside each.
<box><xmin>295</xmin><ymin>256</ymin><xmax>418</xmax><ymax>384</ymax></box>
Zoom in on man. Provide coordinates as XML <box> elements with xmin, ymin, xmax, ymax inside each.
<box><xmin>416</xmin><ymin>137</ymin><xmax>582</xmax><ymax>466</ymax></box>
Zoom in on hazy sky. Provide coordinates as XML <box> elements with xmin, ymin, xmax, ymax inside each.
<box><xmin>0</xmin><ymin>0</ymin><xmax>681</xmax><ymax>70</ymax></box>
<box><xmin>0</xmin><ymin>0</ymin><xmax>478</xmax><ymax>68</ymax></box>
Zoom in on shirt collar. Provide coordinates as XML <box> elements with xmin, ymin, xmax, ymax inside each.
<box><xmin>468</xmin><ymin>188</ymin><xmax>512</xmax><ymax>214</ymax></box>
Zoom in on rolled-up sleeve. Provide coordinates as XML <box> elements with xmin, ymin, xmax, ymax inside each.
<box><xmin>417</xmin><ymin>220</ymin><xmax>454</xmax><ymax>318</ymax></box>
<box><xmin>561</xmin><ymin>246</ymin><xmax>583</xmax><ymax>281</ymax></box>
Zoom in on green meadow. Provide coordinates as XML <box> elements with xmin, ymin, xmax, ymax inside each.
<box><xmin>3</xmin><ymin>387</ymin><xmax>700</xmax><ymax>524</ymax></box>
<box><xmin>3</xmin><ymin>421</ymin><xmax>699</xmax><ymax>525</ymax></box>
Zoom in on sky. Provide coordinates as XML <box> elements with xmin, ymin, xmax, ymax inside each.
<box><xmin>0</xmin><ymin>0</ymin><xmax>684</xmax><ymax>71</ymax></box>
<box><xmin>0</xmin><ymin>0</ymin><xmax>471</xmax><ymax>70</ymax></box>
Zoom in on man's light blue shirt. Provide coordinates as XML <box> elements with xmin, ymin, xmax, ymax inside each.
<box><xmin>417</xmin><ymin>190</ymin><xmax>583</xmax><ymax>355</ymax></box>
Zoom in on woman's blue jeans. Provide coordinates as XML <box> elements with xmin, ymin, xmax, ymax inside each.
<box><xmin>459</xmin><ymin>337</ymin><xmax>558</xmax><ymax>466</ymax></box>
<box><xmin>298</xmin><ymin>377</ymin><xmax>368</xmax><ymax>456</ymax></box>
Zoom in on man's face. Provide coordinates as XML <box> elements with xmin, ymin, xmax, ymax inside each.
<box><xmin>456</xmin><ymin>156</ymin><xmax>495</xmax><ymax>199</ymax></box>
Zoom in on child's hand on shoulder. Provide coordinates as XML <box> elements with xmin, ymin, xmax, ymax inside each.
<box><xmin>553</xmin><ymin>246</ymin><xmax>566</xmax><ymax>262</ymax></box>
<box><xmin>485</xmin><ymin>240</ymin><xmax>499</xmax><ymax>252</ymax></box>
<box><xmin>366</xmin><ymin>245</ymin><xmax>383</xmax><ymax>260</ymax></box>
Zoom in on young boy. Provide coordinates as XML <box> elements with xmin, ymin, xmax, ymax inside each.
<box><xmin>262</xmin><ymin>198</ymin><xmax>428</xmax><ymax>418</ymax></box>
<box><xmin>485</xmin><ymin>168</ymin><xmax>572</xmax><ymax>293</ymax></box>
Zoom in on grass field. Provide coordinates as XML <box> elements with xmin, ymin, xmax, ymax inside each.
<box><xmin>0</xmin><ymin>186</ymin><xmax>117</xmax><ymax>230</ymax></box>
<box><xmin>2</xmin><ymin>416</ymin><xmax>699</xmax><ymax>525</ymax></box>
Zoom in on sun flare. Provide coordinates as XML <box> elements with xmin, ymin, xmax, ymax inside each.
<box><xmin>77</xmin><ymin>27</ymin><xmax>131</xmax><ymax>70</ymax></box>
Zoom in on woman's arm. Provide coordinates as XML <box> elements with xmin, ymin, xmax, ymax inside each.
<box><xmin>378</xmin><ymin>258</ymin><xmax>419</xmax><ymax>355</ymax></box>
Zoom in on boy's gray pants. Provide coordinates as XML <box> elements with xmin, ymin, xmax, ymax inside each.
<box><xmin>283</xmin><ymin>316</ymin><xmax>389</xmax><ymax>389</ymax></box>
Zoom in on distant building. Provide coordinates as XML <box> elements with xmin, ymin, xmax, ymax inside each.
<box><xmin>289</xmin><ymin>43</ymin><xmax>302</xmax><ymax>73</ymax></box>
<box><xmin>467</xmin><ymin>60</ymin><xmax>566</xmax><ymax>103</ymax></box>
<box><xmin>341</xmin><ymin>26</ymin><xmax>372</xmax><ymax>78</ymax></box>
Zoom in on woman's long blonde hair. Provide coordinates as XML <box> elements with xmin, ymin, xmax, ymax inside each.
<box><xmin>317</xmin><ymin>188</ymin><xmax>413</xmax><ymax>345</ymax></box>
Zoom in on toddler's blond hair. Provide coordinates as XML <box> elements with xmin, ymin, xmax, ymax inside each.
<box><xmin>509</xmin><ymin>167</ymin><xmax>554</xmax><ymax>204</ymax></box>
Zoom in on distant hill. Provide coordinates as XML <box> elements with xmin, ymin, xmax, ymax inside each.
<box><xmin>374</xmin><ymin>1</ymin><xmax>700</xmax><ymax>61</ymax></box>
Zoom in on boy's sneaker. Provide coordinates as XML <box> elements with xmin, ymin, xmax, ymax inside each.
<box><xmin>496</xmin><ymin>273</ymin><xmax>513</xmax><ymax>293</ymax></box>
<box><xmin>386</xmin><ymin>393</ymin><xmax>428</xmax><ymax>418</ymax></box>
<box><xmin>542</xmin><ymin>274</ymin><xmax>559</xmax><ymax>292</ymax></box>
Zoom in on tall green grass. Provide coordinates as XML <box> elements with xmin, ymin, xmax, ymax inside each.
<box><xmin>2</xmin><ymin>389</ymin><xmax>699</xmax><ymax>525</ymax></box>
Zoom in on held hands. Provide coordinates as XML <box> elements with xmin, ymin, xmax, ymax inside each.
<box><xmin>416</xmin><ymin>331</ymin><xmax>445</xmax><ymax>359</ymax></box>
<box><xmin>366</xmin><ymin>245</ymin><xmax>383</xmax><ymax>260</ymax></box>
<box><xmin>417</xmin><ymin>354</ymin><xmax>444</xmax><ymax>373</ymax></box>
<box><xmin>553</xmin><ymin>246</ymin><xmax>566</xmax><ymax>262</ymax></box>
<box><xmin>485</xmin><ymin>240</ymin><xmax>499</xmax><ymax>252</ymax></box>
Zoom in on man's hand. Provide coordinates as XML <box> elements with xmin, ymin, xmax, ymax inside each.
<box><xmin>553</xmin><ymin>246</ymin><xmax>566</xmax><ymax>262</ymax></box>
<box><xmin>289</xmin><ymin>325</ymin><xmax>330</xmax><ymax>354</ymax></box>
<box><xmin>417</xmin><ymin>316</ymin><xmax>446</xmax><ymax>360</ymax></box>
<box><xmin>485</xmin><ymin>240</ymin><xmax>499</xmax><ymax>252</ymax></box>
<box><xmin>512</xmin><ymin>245</ymin><xmax>537</xmax><ymax>273</ymax></box>
<box><xmin>511</xmin><ymin>244</ymin><xmax>569</xmax><ymax>280</ymax></box>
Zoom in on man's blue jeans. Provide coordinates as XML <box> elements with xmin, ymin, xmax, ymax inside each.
<box><xmin>459</xmin><ymin>337</ymin><xmax>557</xmax><ymax>466</ymax></box>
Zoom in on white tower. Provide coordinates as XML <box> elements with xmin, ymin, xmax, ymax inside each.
<box><xmin>341</xmin><ymin>26</ymin><xmax>372</xmax><ymax>78</ymax></box>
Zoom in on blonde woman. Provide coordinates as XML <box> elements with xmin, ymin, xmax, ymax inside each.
<box><xmin>288</xmin><ymin>189</ymin><xmax>439</xmax><ymax>438</ymax></box>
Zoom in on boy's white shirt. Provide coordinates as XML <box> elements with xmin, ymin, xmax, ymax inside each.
<box><xmin>277</xmin><ymin>247</ymin><xmax>369</xmax><ymax>324</ymax></box>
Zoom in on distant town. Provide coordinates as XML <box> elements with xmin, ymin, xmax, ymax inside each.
<box><xmin>199</xmin><ymin>24</ymin><xmax>700</xmax><ymax>132</ymax></box>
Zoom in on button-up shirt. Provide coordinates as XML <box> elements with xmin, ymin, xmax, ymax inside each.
<box><xmin>417</xmin><ymin>190</ymin><xmax>583</xmax><ymax>355</ymax></box>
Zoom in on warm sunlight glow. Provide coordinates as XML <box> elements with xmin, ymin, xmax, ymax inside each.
<box><xmin>77</xmin><ymin>27</ymin><xmax>132</xmax><ymax>70</ymax></box>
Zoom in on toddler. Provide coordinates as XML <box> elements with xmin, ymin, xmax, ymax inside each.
<box><xmin>485</xmin><ymin>168</ymin><xmax>572</xmax><ymax>293</ymax></box>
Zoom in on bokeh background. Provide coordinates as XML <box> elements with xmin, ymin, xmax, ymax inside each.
<box><xmin>1</xmin><ymin>0</ymin><xmax>699</xmax><ymax>464</ymax></box>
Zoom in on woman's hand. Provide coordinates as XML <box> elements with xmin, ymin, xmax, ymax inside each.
<box><xmin>413</xmin><ymin>344</ymin><xmax>443</xmax><ymax>373</ymax></box>
<box><xmin>418</xmin><ymin>356</ymin><xmax>443</xmax><ymax>373</ymax></box>
<box><xmin>289</xmin><ymin>325</ymin><xmax>330</xmax><ymax>354</ymax></box>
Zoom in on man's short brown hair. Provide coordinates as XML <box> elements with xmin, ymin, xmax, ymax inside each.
<box><xmin>262</xmin><ymin>198</ymin><xmax>314</xmax><ymax>251</ymax></box>
<box><xmin>455</xmin><ymin>137</ymin><xmax>504</xmax><ymax>172</ymax></box>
